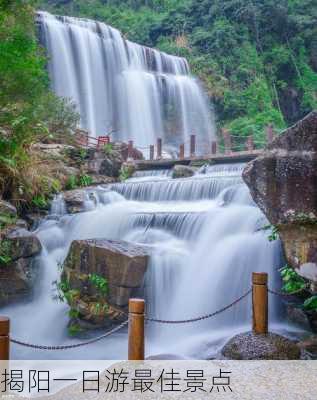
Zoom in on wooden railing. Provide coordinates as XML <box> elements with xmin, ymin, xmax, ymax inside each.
<box><xmin>0</xmin><ymin>272</ymin><xmax>269</xmax><ymax>360</ymax></box>
<box><xmin>74</xmin><ymin>125</ymin><xmax>277</xmax><ymax>161</ymax></box>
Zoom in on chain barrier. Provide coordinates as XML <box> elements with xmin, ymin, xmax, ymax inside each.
<box><xmin>10</xmin><ymin>320</ymin><xmax>128</xmax><ymax>351</ymax></box>
<box><xmin>268</xmin><ymin>287</ymin><xmax>307</xmax><ymax>297</ymax></box>
<box><xmin>145</xmin><ymin>288</ymin><xmax>252</xmax><ymax>324</ymax></box>
<box><xmin>9</xmin><ymin>288</ymin><xmax>252</xmax><ymax>350</ymax></box>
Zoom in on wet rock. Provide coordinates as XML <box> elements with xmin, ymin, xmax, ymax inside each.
<box><xmin>113</xmin><ymin>142</ymin><xmax>143</xmax><ymax>161</ymax></box>
<box><xmin>0</xmin><ymin>228</ymin><xmax>41</xmax><ymax>306</ymax></box>
<box><xmin>243</xmin><ymin>111</ymin><xmax>317</xmax><ymax>282</ymax></box>
<box><xmin>297</xmin><ymin>336</ymin><xmax>317</xmax><ymax>358</ymax></box>
<box><xmin>222</xmin><ymin>331</ymin><xmax>301</xmax><ymax>360</ymax></box>
<box><xmin>172</xmin><ymin>165</ymin><xmax>195</xmax><ymax>179</ymax></box>
<box><xmin>89</xmin><ymin>174</ymin><xmax>116</xmax><ymax>185</ymax></box>
<box><xmin>6</xmin><ymin>229</ymin><xmax>42</xmax><ymax>261</ymax></box>
<box><xmin>286</xmin><ymin>304</ymin><xmax>312</xmax><ymax>331</ymax></box>
<box><xmin>62</xmin><ymin>239</ymin><xmax>150</xmax><ymax>326</ymax></box>
<box><xmin>99</xmin><ymin>151</ymin><xmax>123</xmax><ymax>178</ymax></box>
<box><xmin>31</xmin><ymin>143</ymin><xmax>80</xmax><ymax>189</ymax></box>
<box><xmin>63</xmin><ymin>188</ymin><xmax>87</xmax><ymax>213</ymax></box>
<box><xmin>0</xmin><ymin>200</ymin><xmax>17</xmax><ymax>216</ymax></box>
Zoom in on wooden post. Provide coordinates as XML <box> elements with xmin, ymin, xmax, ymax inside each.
<box><xmin>149</xmin><ymin>145</ymin><xmax>154</xmax><ymax>161</ymax></box>
<box><xmin>190</xmin><ymin>134</ymin><xmax>196</xmax><ymax>157</ymax></box>
<box><xmin>0</xmin><ymin>317</ymin><xmax>10</xmax><ymax>360</ymax></box>
<box><xmin>246</xmin><ymin>136</ymin><xmax>254</xmax><ymax>151</ymax></box>
<box><xmin>266</xmin><ymin>124</ymin><xmax>275</xmax><ymax>143</ymax></box>
<box><xmin>128</xmin><ymin>140</ymin><xmax>133</xmax><ymax>159</ymax></box>
<box><xmin>157</xmin><ymin>138</ymin><xmax>162</xmax><ymax>159</ymax></box>
<box><xmin>222</xmin><ymin>129</ymin><xmax>232</xmax><ymax>154</ymax></box>
<box><xmin>211</xmin><ymin>141</ymin><xmax>218</xmax><ymax>155</ymax></box>
<box><xmin>128</xmin><ymin>298</ymin><xmax>145</xmax><ymax>360</ymax></box>
<box><xmin>252</xmin><ymin>273</ymin><xmax>268</xmax><ymax>334</ymax></box>
<box><xmin>179</xmin><ymin>144</ymin><xmax>185</xmax><ymax>160</ymax></box>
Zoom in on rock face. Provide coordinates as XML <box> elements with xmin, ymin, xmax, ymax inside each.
<box><xmin>222</xmin><ymin>331</ymin><xmax>301</xmax><ymax>360</ymax></box>
<box><xmin>6</xmin><ymin>229</ymin><xmax>42</xmax><ymax>260</ymax></box>
<box><xmin>0</xmin><ymin>200</ymin><xmax>17</xmax><ymax>216</ymax></box>
<box><xmin>63</xmin><ymin>188</ymin><xmax>89</xmax><ymax>214</ymax></box>
<box><xmin>172</xmin><ymin>165</ymin><xmax>195</xmax><ymax>179</ymax></box>
<box><xmin>243</xmin><ymin>111</ymin><xmax>317</xmax><ymax>282</ymax></box>
<box><xmin>297</xmin><ymin>336</ymin><xmax>317</xmax><ymax>358</ymax></box>
<box><xmin>61</xmin><ymin>239</ymin><xmax>150</xmax><ymax>327</ymax></box>
<box><xmin>0</xmin><ymin>228</ymin><xmax>42</xmax><ymax>305</ymax></box>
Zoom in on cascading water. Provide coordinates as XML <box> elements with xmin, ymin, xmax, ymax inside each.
<box><xmin>3</xmin><ymin>163</ymin><xmax>304</xmax><ymax>360</ymax></box>
<box><xmin>37</xmin><ymin>11</ymin><xmax>215</xmax><ymax>152</ymax></box>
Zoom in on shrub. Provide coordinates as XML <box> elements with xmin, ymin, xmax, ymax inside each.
<box><xmin>65</xmin><ymin>175</ymin><xmax>78</xmax><ymax>190</ymax></box>
<box><xmin>78</xmin><ymin>174</ymin><xmax>93</xmax><ymax>187</ymax></box>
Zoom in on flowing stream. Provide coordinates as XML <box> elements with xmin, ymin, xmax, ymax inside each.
<box><xmin>37</xmin><ymin>11</ymin><xmax>215</xmax><ymax>152</ymax></box>
<box><xmin>3</xmin><ymin>163</ymin><xmax>303</xmax><ymax>360</ymax></box>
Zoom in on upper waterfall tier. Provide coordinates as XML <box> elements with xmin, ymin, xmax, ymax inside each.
<box><xmin>37</xmin><ymin>11</ymin><xmax>215</xmax><ymax>150</ymax></box>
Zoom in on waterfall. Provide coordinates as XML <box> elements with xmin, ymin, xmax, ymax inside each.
<box><xmin>37</xmin><ymin>11</ymin><xmax>215</xmax><ymax>152</ymax></box>
<box><xmin>2</xmin><ymin>162</ymin><xmax>303</xmax><ymax>360</ymax></box>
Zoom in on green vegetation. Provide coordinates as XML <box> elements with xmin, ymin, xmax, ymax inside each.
<box><xmin>68</xmin><ymin>322</ymin><xmax>83</xmax><ymax>336</ymax></box>
<box><xmin>280</xmin><ymin>265</ymin><xmax>307</xmax><ymax>294</ymax></box>
<box><xmin>0</xmin><ymin>212</ymin><xmax>17</xmax><ymax>230</ymax></box>
<box><xmin>65</xmin><ymin>173</ymin><xmax>93</xmax><ymax>189</ymax></box>
<box><xmin>119</xmin><ymin>165</ymin><xmax>132</xmax><ymax>181</ymax></box>
<box><xmin>55</xmin><ymin>276</ymin><xmax>80</xmax><ymax>303</ymax></box>
<box><xmin>103</xmin><ymin>142</ymin><xmax>113</xmax><ymax>156</ymax></box>
<box><xmin>40</xmin><ymin>0</ymin><xmax>317</xmax><ymax>145</ymax></box>
<box><xmin>65</xmin><ymin>175</ymin><xmax>78</xmax><ymax>190</ymax></box>
<box><xmin>88</xmin><ymin>273</ymin><xmax>109</xmax><ymax>296</ymax></box>
<box><xmin>31</xmin><ymin>194</ymin><xmax>48</xmax><ymax>209</ymax></box>
<box><xmin>68</xmin><ymin>308</ymin><xmax>80</xmax><ymax>319</ymax></box>
<box><xmin>0</xmin><ymin>1</ymin><xmax>79</xmax><ymax>213</ymax></box>
<box><xmin>78</xmin><ymin>173</ymin><xmax>93</xmax><ymax>187</ymax></box>
<box><xmin>261</xmin><ymin>224</ymin><xmax>279</xmax><ymax>241</ymax></box>
<box><xmin>0</xmin><ymin>239</ymin><xmax>12</xmax><ymax>266</ymax></box>
<box><xmin>303</xmin><ymin>295</ymin><xmax>317</xmax><ymax>312</ymax></box>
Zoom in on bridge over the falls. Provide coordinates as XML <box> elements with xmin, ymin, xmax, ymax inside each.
<box><xmin>75</xmin><ymin>124</ymin><xmax>276</xmax><ymax>170</ymax></box>
<box><xmin>132</xmin><ymin>149</ymin><xmax>262</xmax><ymax>170</ymax></box>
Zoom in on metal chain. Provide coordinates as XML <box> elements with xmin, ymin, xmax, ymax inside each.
<box><xmin>10</xmin><ymin>320</ymin><xmax>128</xmax><ymax>351</ymax></box>
<box><xmin>9</xmin><ymin>288</ymin><xmax>252</xmax><ymax>350</ymax></box>
<box><xmin>145</xmin><ymin>288</ymin><xmax>252</xmax><ymax>324</ymax></box>
<box><xmin>268</xmin><ymin>287</ymin><xmax>305</xmax><ymax>297</ymax></box>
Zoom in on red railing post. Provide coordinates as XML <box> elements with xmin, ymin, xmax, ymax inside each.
<box><xmin>179</xmin><ymin>144</ymin><xmax>185</xmax><ymax>160</ymax></box>
<box><xmin>246</xmin><ymin>136</ymin><xmax>254</xmax><ymax>151</ymax></box>
<box><xmin>252</xmin><ymin>273</ymin><xmax>268</xmax><ymax>334</ymax></box>
<box><xmin>222</xmin><ymin>129</ymin><xmax>232</xmax><ymax>154</ymax></box>
<box><xmin>190</xmin><ymin>134</ymin><xmax>196</xmax><ymax>157</ymax></box>
<box><xmin>128</xmin><ymin>299</ymin><xmax>145</xmax><ymax>360</ymax></box>
<box><xmin>266</xmin><ymin>124</ymin><xmax>275</xmax><ymax>144</ymax></box>
<box><xmin>0</xmin><ymin>317</ymin><xmax>10</xmax><ymax>360</ymax></box>
<box><xmin>211</xmin><ymin>141</ymin><xmax>218</xmax><ymax>155</ymax></box>
<box><xmin>157</xmin><ymin>138</ymin><xmax>162</xmax><ymax>159</ymax></box>
<box><xmin>149</xmin><ymin>145</ymin><xmax>154</xmax><ymax>161</ymax></box>
<box><xmin>128</xmin><ymin>140</ymin><xmax>133</xmax><ymax>159</ymax></box>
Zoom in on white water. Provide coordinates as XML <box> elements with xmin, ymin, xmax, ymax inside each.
<box><xmin>2</xmin><ymin>163</ymin><xmax>303</xmax><ymax>360</ymax></box>
<box><xmin>37</xmin><ymin>11</ymin><xmax>215</xmax><ymax>152</ymax></box>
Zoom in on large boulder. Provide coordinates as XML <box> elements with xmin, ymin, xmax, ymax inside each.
<box><xmin>99</xmin><ymin>150</ymin><xmax>123</xmax><ymax>178</ymax></box>
<box><xmin>63</xmin><ymin>187</ymin><xmax>99</xmax><ymax>213</ymax></box>
<box><xmin>0</xmin><ymin>229</ymin><xmax>42</xmax><ymax>305</ymax></box>
<box><xmin>172</xmin><ymin>165</ymin><xmax>195</xmax><ymax>179</ymax></box>
<box><xmin>61</xmin><ymin>239</ymin><xmax>150</xmax><ymax>327</ymax></box>
<box><xmin>222</xmin><ymin>331</ymin><xmax>301</xmax><ymax>360</ymax></box>
<box><xmin>63</xmin><ymin>188</ymin><xmax>87</xmax><ymax>214</ymax></box>
<box><xmin>243</xmin><ymin>111</ymin><xmax>317</xmax><ymax>282</ymax></box>
<box><xmin>6</xmin><ymin>229</ymin><xmax>42</xmax><ymax>260</ymax></box>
